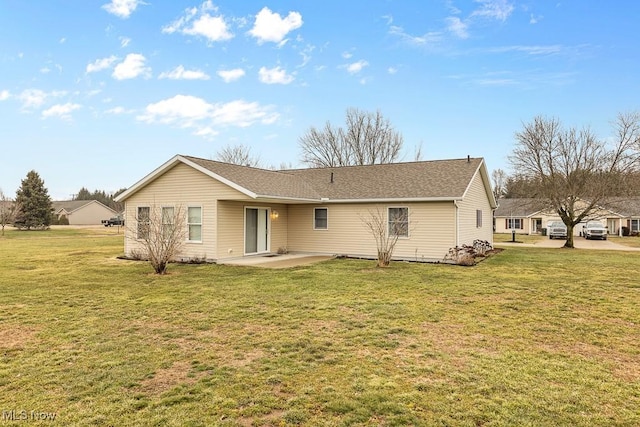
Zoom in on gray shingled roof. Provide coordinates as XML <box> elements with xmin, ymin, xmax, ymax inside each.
<box><xmin>52</xmin><ymin>200</ymin><xmax>115</xmax><ymax>214</ymax></box>
<box><xmin>52</xmin><ymin>200</ymin><xmax>95</xmax><ymax>213</ymax></box>
<box><xmin>183</xmin><ymin>156</ymin><xmax>322</xmax><ymax>200</ymax></box>
<box><xmin>494</xmin><ymin>198</ymin><xmax>549</xmax><ymax>217</ymax></box>
<box><xmin>183</xmin><ymin>155</ymin><xmax>485</xmax><ymax>201</ymax></box>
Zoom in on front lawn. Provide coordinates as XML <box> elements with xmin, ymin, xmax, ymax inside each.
<box><xmin>609</xmin><ymin>235</ymin><xmax>640</xmax><ymax>248</ymax></box>
<box><xmin>1</xmin><ymin>228</ymin><xmax>639</xmax><ymax>426</ymax></box>
<box><xmin>493</xmin><ymin>232</ymin><xmax>545</xmax><ymax>244</ymax></box>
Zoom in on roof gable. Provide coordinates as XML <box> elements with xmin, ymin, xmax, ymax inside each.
<box><xmin>52</xmin><ymin>200</ymin><xmax>115</xmax><ymax>214</ymax></box>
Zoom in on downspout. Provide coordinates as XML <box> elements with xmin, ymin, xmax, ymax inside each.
<box><xmin>453</xmin><ymin>200</ymin><xmax>460</xmax><ymax>248</ymax></box>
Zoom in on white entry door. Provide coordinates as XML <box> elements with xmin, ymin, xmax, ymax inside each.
<box><xmin>245</xmin><ymin>207</ymin><xmax>269</xmax><ymax>254</ymax></box>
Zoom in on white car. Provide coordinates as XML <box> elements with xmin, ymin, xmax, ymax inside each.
<box><xmin>583</xmin><ymin>221</ymin><xmax>608</xmax><ymax>240</ymax></box>
<box><xmin>548</xmin><ymin>221</ymin><xmax>568</xmax><ymax>239</ymax></box>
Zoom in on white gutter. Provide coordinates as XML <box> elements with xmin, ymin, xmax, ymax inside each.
<box><xmin>453</xmin><ymin>200</ymin><xmax>460</xmax><ymax>247</ymax></box>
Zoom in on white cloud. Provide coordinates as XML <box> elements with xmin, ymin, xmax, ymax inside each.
<box><xmin>471</xmin><ymin>0</ymin><xmax>514</xmax><ymax>21</ymax></box>
<box><xmin>42</xmin><ymin>103</ymin><xmax>81</xmax><ymax>120</ymax></box>
<box><xmin>346</xmin><ymin>60</ymin><xmax>369</xmax><ymax>74</ymax></box>
<box><xmin>102</xmin><ymin>0</ymin><xmax>144</xmax><ymax>19</ymax></box>
<box><xmin>40</xmin><ymin>67</ymin><xmax>51</xmax><ymax>74</ymax></box>
<box><xmin>18</xmin><ymin>89</ymin><xmax>66</xmax><ymax>110</ymax></box>
<box><xmin>446</xmin><ymin>16</ymin><xmax>469</xmax><ymax>39</ymax></box>
<box><xmin>388</xmin><ymin>67</ymin><xmax>398</xmax><ymax>74</ymax></box>
<box><xmin>137</xmin><ymin>95</ymin><xmax>279</xmax><ymax>135</ymax></box>
<box><xmin>211</xmin><ymin>100</ymin><xmax>279</xmax><ymax>127</ymax></box>
<box><xmin>112</xmin><ymin>54</ymin><xmax>151</xmax><ymax>80</ymax></box>
<box><xmin>159</xmin><ymin>65</ymin><xmax>210</xmax><ymax>80</ymax></box>
<box><xmin>86</xmin><ymin>55</ymin><xmax>118</xmax><ymax>73</ymax></box>
<box><xmin>217</xmin><ymin>68</ymin><xmax>245</xmax><ymax>83</ymax></box>
<box><xmin>120</xmin><ymin>36</ymin><xmax>131</xmax><ymax>47</ymax></box>
<box><xmin>105</xmin><ymin>106</ymin><xmax>131</xmax><ymax>114</ymax></box>
<box><xmin>59</xmin><ymin>37</ymin><xmax>66</xmax><ymax>44</ymax></box>
<box><xmin>389</xmin><ymin>25</ymin><xmax>442</xmax><ymax>46</ymax></box>
<box><xmin>342</xmin><ymin>51</ymin><xmax>353</xmax><ymax>59</ymax></box>
<box><xmin>163</xmin><ymin>1</ymin><xmax>233</xmax><ymax>42</ymax></box>
<box><xmin>258</xmin><ymin>66</ymin><xmax>294</xmax><ymax>84</ymax></box>
<box><xmin>530</xmin><ymin>14</ymin><xmax>542</xmax><ymax>24</ymax></box>
<box><xmin>0</xmin><ymin>90</ymin><xmax>10</xmax><ymax>101</ymax></box>
<box><xmin>486</xmin><ymin>45</ymin><xmax>563</xmax><ymax>55</ymax></box>
<box><xmin>249</xmin><ymin>7</ymin><xmax>303</xmax><ymax>44</ymax></box>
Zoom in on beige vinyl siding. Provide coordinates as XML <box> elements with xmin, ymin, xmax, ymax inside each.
<box><xmin>457</xmin><ymin>170</ymin><xmax>494</xmax><ymax>245</ymax></box>
<box><xmin>287</xmin><ymin>202</ymin><xmax>456</xmax><ymax>260</ymax></box>
<box><xmin>123</xmin><ymin>163</ymin><xmax>250</xmax><ymax>261</ymax></box>
<box><xmin>216</xmin><ymin>201</ymin><xmax>288</xmax><ymax>259</ymax></box>
<box><xmin>66</xmin><ymin>202</ymin><xmax>116</xmax><ymax>225</ymax></box>
<box><xmin>494</xmin><ymin>216</ymin><xmax>532</xmax><ymax>234</ymax></box>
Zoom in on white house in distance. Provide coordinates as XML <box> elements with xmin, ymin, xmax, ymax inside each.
<box><xmin>493</xmin><ymin>198</ymin><xmax>631</xmax><ymax>236</ymax></box>
<box><xmin>52</xmin><ymin>200</ymin><xmax>117</xmax><ymax>225</ymax></box>
<box><xmin>114</xmin><ymin>154</ymin><xmax>497</xmax><ymax>263</ymax></box>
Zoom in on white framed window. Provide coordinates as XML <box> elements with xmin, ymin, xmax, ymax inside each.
<box><xmin>388</xmin><ymin>207</ymin><xmax>409</xmax><ymax>237</ymax></box>
<box><xmin>476</xmin><ymin>209</ymin><xmax>483</xmax><ymax>228</ymax></box>
<box><xmin>631</xmin><ymin>219</ymin><xmax>640</xmax><ymax>232</ymax></box>
<box><xmin>137</xmin><ymin>206</ymin><xmax>150</xmax><ymax>240</ymax></box>
<box><xmin>314</xmin><ymin>207</ymin><xmax>328</xmax><ymax>230</ymax></box>
<box><xmin>187</xmin><ymin>206</ymin><xmax>202</xmax><ymax>242</ymax></box>
<box><xmin>506</xmin><ymin>218</ymin><xmax>523</xmax><ymax>229</ymax></box>
<box><xmin>161</xmin><ymin>206</ymin><xmax>175</xmax><ymax>239</ymax></box>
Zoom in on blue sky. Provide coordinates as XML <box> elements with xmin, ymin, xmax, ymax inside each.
<box><xmin>1</xmin><ymin>1</ymin><xmax>638</xmax><ymax>200</ymax></box>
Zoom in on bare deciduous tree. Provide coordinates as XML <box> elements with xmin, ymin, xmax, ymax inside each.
<box><xmin>361</xmin><ymin>206</ymin><xmax>409</xmax><ymax>267</ymax></box>
<box><xmin>0</xmin><ymin>189</ymin><xmax>20</xmax><ymax>236</ymax></box>
<box><xmin>509</xmin><ymin>114</ymin><xmax>640</xmax><ymax>248</ymax></box>
<box><xmin>299</xmin><ymin>108</ymin><xmax>404</xmax><ymax>167</ymax></box>
<box><xmin>216</xmin><ymin>144</ymin><xmax>261</xmax><ymax>167</ymax></box>
<box><xmin>128</xmin><ymin>204</ymin><xmax>187</xmax><ymax>274</ymax></box>
<box><xmin>491</xmin><ymin>168</ymin><xmax>507</xmax><ymax>201</ymax></box>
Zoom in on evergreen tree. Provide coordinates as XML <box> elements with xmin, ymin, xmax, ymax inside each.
<box><xmin>15</xmin><ymin>170</ymin><xmax>53</xmax><ymax>230</ymax></box>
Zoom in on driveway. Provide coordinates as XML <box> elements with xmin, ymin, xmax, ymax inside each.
<box><xmin>497</xmin><ymin>237</ymin><xmax>640</xmax><ymax>251</ymax></box>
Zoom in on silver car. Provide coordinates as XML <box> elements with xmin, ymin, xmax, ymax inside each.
<box><xmin>548</xmin><ymin>221</ymin><xmax>568</xmax><ymax>239</ymax></box>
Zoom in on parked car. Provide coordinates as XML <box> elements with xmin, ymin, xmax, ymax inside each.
<box><xmin>548</xmin><ymin>221</ymin><xmax>568</xmax><ymax>239</ymax></box>
<box><xmin>102</xmin><ymin>216</ymin><xmax>124</xmax><ymax>227</ymax></box>
<box><xmin>583</xmin><ymin>221</ymin><xmax>607</xmax><ymax>240</ymax></box>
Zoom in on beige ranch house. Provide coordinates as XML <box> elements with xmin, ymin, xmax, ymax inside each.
<box><xmin>494</xmin><ymin>198</ymin><xmax>631</xmax><ymax>236</ymax></box>
<box><xmin>115</xmin><ymin>155</ymin><xmax>497</xmax><ymax>263</ymax></box>
<box><xmin>53</xmin><ymin>200</ymin><xmax>117</xmax><ymax>225</ymax></box>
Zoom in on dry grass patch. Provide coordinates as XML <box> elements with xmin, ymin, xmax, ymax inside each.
<box><xmin>0</xmin><ymin>324</ymin><xmax>38</xmax><ymax>349</ymax></box>
<box><xmin>134</xmin><ymin>361</ymin><xmax>202</xmax><ymax>396</ymax></box>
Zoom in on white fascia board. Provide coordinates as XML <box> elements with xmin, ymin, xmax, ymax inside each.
<box><xmin>115</xmin><ymin>155</ymin><xmax>258</xmax><ymax>202</ymax></box>
<box><xmin>179</xmin><ymin>156</ymin><xmax>257</xmax><ymax>199</ymax></box>
<box><xmin>254</xmin><ymin>194</ymin><xmax>322</xmax><ymax>203</ymax></box>
<box><xmin>461</xmin><ymin>159</ymin><xmax>498</xmax><ymax>209</ymax></box>
<box><xmin>114</xmin><ymin>155</ymin><xmax>183</xmax><ymax>202</ymax></box>
<box><xmin>317</xmin><ymin>197</ymin><xmax>462</xmax><ymax>204</ymax></box>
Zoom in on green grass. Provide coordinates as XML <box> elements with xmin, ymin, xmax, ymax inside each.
<box><xmin>609</xmin><ymin>235</ymin><xmax>640</xmax><ymax>248</ymax></box>
<box><xmin>493</xmin><ymin>232</ymin><xmax>546</xmax><ymax>244</ymax></box>
<box><xmin>1</xmin><ymin>228</ymin><xmax>639</xmax><ymax>426</ymax></box>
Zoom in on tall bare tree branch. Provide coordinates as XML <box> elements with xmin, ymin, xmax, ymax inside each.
<box><xmin>299</xmin><ymin>108</ymin><xmax>404</xmax><ymax>167</ymax></box>
<box><xmin>509</xmin><ymin>114</ymin><xmax>640</xmax><ymax>248</ymax></box>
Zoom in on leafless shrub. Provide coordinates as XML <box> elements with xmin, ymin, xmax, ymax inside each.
<box><xmin>361</xmin><ymin>207</ymin><xmax>408</xmax><ymax>267</ymax></box>
<box><xmin>127</xmin><ymin>204</ymin><xmax>187</xmax><ymax>274</ymax></box>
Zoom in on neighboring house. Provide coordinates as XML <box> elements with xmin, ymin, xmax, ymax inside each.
<box><xmin>114</xmin><ymin>154</ymin><xmax>497</xmax><ymax>263</ymax></box>
<box><xmin>52</xmin><ymin>200</ymin><xmax>117</xmax><ymax>225</ymax></box>
<box><xmin>609</xmin><ymin>198</ymin><xmax>640</xmax><ymax>235</ymax></box>
<box><xmin>494</xmin><ymin>198</ymin><xmax>628</xmax><ymax>236</ymax></box>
